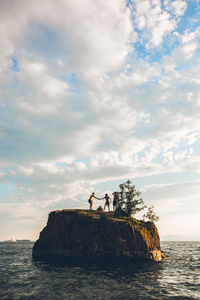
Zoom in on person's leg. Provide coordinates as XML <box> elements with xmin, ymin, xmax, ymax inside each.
<box><xmin>90</xmin><ymin>200</ymin><xmax>93</xmax><ymax>211</ymax></box>
<box><xmin>104</xmin><ymin>202</ymin><xmax>106</xmax><ymax>211</ymax></box>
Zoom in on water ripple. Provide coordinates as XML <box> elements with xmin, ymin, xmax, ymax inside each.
<box><xmin>0</xmin><ymin>241</ymin><xmax>200</xmax><ymax>299</ymax></box>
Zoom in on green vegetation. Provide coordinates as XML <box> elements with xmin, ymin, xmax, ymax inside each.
<box><xmin>143</xmin><ymin>206</ymin><xmax>160</xmax><ymax>223</ymax></box>
<box><xmin>114</xmin><ymin>180</ymin><xmax>159</xmax><ymax>222</ymax></box>
<box><xmin>114</xmin><ymin>180</ymin><xmax>145</xmax><ymax>217</ymax></box>
<box><xmin>78</xmin><ymin>210</ymin><xmax>88</xmax><ymax>215</ymax></box>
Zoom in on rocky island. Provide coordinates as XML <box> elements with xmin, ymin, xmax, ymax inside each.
<box><xmin>32</xmin><ymin>209</ymin><xmax>165</xmax><ymax>262</ymax></box>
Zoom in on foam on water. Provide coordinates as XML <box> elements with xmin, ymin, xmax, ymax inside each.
<box><xmin>0</xmin><ymin>241</ymin><xmax>199</xmax><ymax>299</ymax></box>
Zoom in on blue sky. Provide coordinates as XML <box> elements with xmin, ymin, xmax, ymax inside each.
<box><xmin>0</xmin><ymin>0</ymin><xmax>200</xmax><ymax>241</ymax></box>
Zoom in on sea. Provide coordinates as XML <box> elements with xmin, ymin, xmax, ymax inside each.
<box><xmin>0</xmin><ymin>241</ymin><xmax>199</xmax><ymax>300</ymax></box>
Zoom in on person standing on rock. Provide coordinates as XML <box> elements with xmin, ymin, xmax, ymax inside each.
<box><xmin>101</xmin><ymin>193</ymin><xmax>111</xmax><ymax>212</ymax></box>
<box><xmin>88</xmin><ymin>192</ymin><xmax>99</xmax><ymax>211</ymax></box>
<box><xmin>112</xmin><ymin>192</ymin><xmax>119</xmax><ymax>211</ymax></box>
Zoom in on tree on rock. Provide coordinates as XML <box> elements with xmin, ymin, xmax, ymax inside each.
<box><xmin>143</xmin><ymin>206</ymin><xmax>160</xmax><ymax>223</ymax></box>
<box><xmin>115</xmin><ymin>180</ymin><xmax>146</xmax><ymax>217</ymax></box>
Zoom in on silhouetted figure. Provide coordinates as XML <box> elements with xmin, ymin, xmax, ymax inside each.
<box><xmin>101</xmin><ymin>193</ymin><xmax>111</xmax><ymax>212</ymax></box>
<box><xmin>88</xmin><ymin>192</ymin><xmax>99</xmax><ymax>211</ymax></box>
<box><xmin>112</xmin><ymin>192</ymin><xmax>119</xmax><ymax>211</ymax></box>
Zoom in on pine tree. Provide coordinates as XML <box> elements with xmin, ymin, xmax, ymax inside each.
<box><xmin>143</xmin><ymin>206</ymin><xmax>160</xmax><ymax>223</ymax></box>
<box><xmin>114</xmin><ymin>180</ymin><xmax>146</xmax><ymax>217</ymax></box>
<box><xmin>123</xmin><ymin>180</ymin><xmax>146</xmax><ymax>217</ymax></box>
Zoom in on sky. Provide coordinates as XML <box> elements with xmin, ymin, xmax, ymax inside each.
<box><xmin>0</xmin><ymin>0</ymin><xmax>200</xmax><ymax>241</ymax></box>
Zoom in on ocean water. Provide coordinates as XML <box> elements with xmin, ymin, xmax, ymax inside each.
<box><xmin>0</xmin><ymin>241</ymin><xmax>199</xmax><ymax>300</ymax></box>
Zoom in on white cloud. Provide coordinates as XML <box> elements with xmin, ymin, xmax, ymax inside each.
<box><xmin>140</xmin><ymin>179</ymin><xmax>200</xmax><ymax>237</ymax></box>
<box><xmin>0</xmin><ymin>0</ymin><xmax>133</xmax><ymax>80</ymax></box>
<box><xmin>133</xmin><ymin>0</ymin><xmax>177</xmax><ymax>46</ymax></box>
<box><xmin>16</xmin><ymin>58</ymin><xmax>69</xmax><ymax>115</ymax></box>
<box><xmin>21</xmin><ymin>60</ymin><xmax>69</xmax><ymax>98</ymax></box>
<box><xmin>169</xmin><ymin>27</ymin><xmax>200</xmax><ymax>64</ymax></box>
<box><xmin>112</xmin><ymin>61</ymin><xmax>161</xmax><ymax>88</ymax></box>
<box><xmin>35</xmin><ymin>162</ymin><xmax>64</xmax><ymax>174</ymax></box>
<box><xmin>43</xmin><ymin>0</ymin><xmax>133</xmax><ymax>76</ymax></box>
<box><xmin>135</xmin><ymin>0</ymin><xmax>151</xmax><ymax>16</ymax></box>
<box><xmin>18</xmin><ymin>166</ymin><xmax>34</xmax><ymax>176</ymax></box>
<box><xmin>0</xmin><ymin>202</ymin><xmax>40</xmax><ymax>221</ymax></box>
<box><xmin>164</xmin><ymin>0</ymin><xmax>187</xmax><ymax>17</ymax></box>
<box><xmin>173</xmin><ymin>41</ymin><xmax>198</xmax><ymax>61</ymax></box>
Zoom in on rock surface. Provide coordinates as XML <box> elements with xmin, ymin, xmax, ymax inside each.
<box><xmin>32</xmin><ymin>209</ymin><xmax>165</xmax><ymax>262</ymax></box>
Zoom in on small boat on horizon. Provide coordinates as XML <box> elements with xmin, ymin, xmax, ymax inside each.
<box><xmin>10</xmin><ymin>237</ymin><xmax>17</xmax><ymax>243</ymax></box>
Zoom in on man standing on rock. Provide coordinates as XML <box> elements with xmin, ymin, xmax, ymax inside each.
<box><xmin>101</xmin><ymin>193</ymin><xmax>111</xmax><ymax>212</ymax></box>
<box><xmin>112</xmin><ymin>192</ymin><xmax>119</xmax><ymax>211</ymax></box>
<box><xmin>88</xmin><ymin>192</ymin><xmax>99</xmax><ymax>211</ymax></box>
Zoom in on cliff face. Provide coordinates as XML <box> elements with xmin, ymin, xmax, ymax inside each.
<box><xmin>32</xmin><ymin>209</ymin><xmax>164</xmax><ymax>262</ymax></box>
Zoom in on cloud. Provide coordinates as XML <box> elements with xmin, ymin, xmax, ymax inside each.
<box><xmin>132</xmin><ymin>0</ymin><xmax>177</xmax><ymax>46</ymax></box>
<box><xmin>164</xmin><ymin>0</ymin><xmax>187</xmax><ymax>17</ymax></box>
<box><xmin>20</xmin><ymin>60</ymin><xmax>69</xmax><ymax>98</ymax></box>
<box><xmin>0</xmin><ymin>202</ymin><xmax>41</xmax><ymax>221</ymax></box>
<box><xmin>0</xmin><ymin>0</ymin><xmax>134</xmax><ymax>92</ymax></box>
<box><xmin>17</xmin><ymin>58</ymin><xmax>69</xmax><ymax>115</ymax></box>
<box><xmin>141</xmin><ymin>180</ymin><xmax>200</xmax><ymax>203</ymax></box>
<box><xmin>140</xmin><ymin>179</ymin><xmax>200</xmax><ymax>236</ymax></box>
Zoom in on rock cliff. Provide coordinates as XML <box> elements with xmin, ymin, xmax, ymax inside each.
<box><xmin>32</xmin><ymin>209</ymin><xmax>164</xmax><ymax>262</ymax></box>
